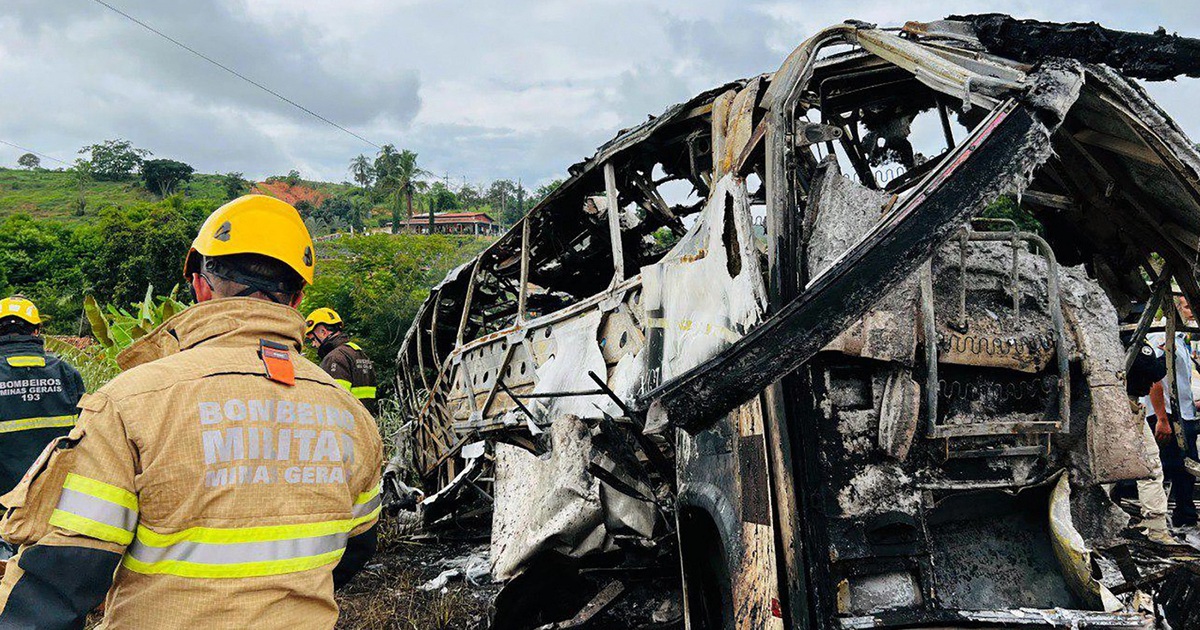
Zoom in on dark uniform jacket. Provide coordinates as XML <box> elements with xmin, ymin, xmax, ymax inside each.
<box><xmin>1128</xmin><ymin>341</ymin><xmax>1168</xmax><ymax>398</ymax></box>
<box><xmin>0</xmin><ymin>335</ymin><xmax>85</xmax><ymax>496</ymax></box>
<box><xmin>318</xmin><ymin>332</ymin><xmax>377</xmax><ymax>414</ymax></box>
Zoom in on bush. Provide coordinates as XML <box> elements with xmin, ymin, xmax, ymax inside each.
<box><xmin>0</xmin><ymin>198</ymin><xmax>212</xmax><ymax>333</ymax></box>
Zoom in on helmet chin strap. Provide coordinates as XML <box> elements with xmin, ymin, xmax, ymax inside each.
<box><xmin>200</xmin><ymin>259</ymin><xmax>293</xmax><ymax>305</ymax></box>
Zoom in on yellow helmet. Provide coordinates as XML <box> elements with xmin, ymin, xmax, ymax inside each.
<box><xmin>305</xmin><ymin>307</ymin><xmax>343</xmax><ymax>335</ymax></box>
<box><xmin>0</xmin><ymin>295</ymin><xmax>41</xmax><ymax>325</ymax></box>
<box><xmin>184</xmin><ymin>194</ymin><xmax>315</xmax><ymax>285</ymax></box>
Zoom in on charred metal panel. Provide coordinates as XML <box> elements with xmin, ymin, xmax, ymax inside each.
<box><xmin>642</xmin><ymin>95</ymin><xmax>1068</xmax><ymax>431</ymax></box>
<box><xmin>677</xmin><ymin>399</ymin><xmax>783</xmax><ymax>630</ymax></box>
<box><xmin>737</xmin><ymin>435</ymin><xmax>770</xmax><ymax>526</ymax></box>
<box><xmin>952</xmin><ymin>14</ymin><xmax>1200</xmax><ymax>81</ymax></box>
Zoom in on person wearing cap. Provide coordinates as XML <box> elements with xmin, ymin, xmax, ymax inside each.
<box><xmin>305</xmin><ymin>308</ymin><xmax>377</xmax><ymax>414</ymax></box>
<box><xmin>1125</xmin><ymin>339</ymin><xmax>1175</xmax><ymax>543</ymax></box>
<box><xmin>0</xmin><ymin>195</ymin><xmax>383</xmax><ymax>629</ymax></box>
<box><xmin>0</xmin><ymin>296</ymin><xmax>86</xmax><ymax>564</ymax></box>
<box><xmin>1144</xmin><ymin>296</ymin><xmax>1200</xmax><ymax>533</ymax></box>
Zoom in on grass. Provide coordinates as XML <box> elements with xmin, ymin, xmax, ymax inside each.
<box><xmin>45</xmin><ymin>336</ymin><xmax>119</xmax><ymax>392</ymax></box>
<box><xmin>336</xmin><ymin>568</ymin><xmax>476</xmax><ymax>630</ymax></box>
<box><xmin>0</xmin><ymin>168</ymin><xmax>359</xmax><ymax>223</ymax></box>
<box><xmin>334</xmin><ymin>534</ymin><xmax>493</xmax><ymax>630</ymax></box>
<box><xmin>0</xmin><ymin>168</ymin><xmax>156</xmax><ymax>222</ymax></box>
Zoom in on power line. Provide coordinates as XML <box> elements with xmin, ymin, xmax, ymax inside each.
<box><xmin>89</xmin><ymin>0</ymin><xmax>381</xmax><ymax>150</ymax></box>
<box><xmin>0</xmin><ymin>139</ymin><xmax>68</xmax><ymax>166</ymax></box>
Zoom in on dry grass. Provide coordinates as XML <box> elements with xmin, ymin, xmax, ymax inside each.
<box><xmin>337</xmin><ymin>573</ymin><xmax>474</xmax><ymax>630</ymax></box>
<box><xmin>335</xmin><ymin>538</ymin><xmax>494</xmax><ymax>630</ymax></box>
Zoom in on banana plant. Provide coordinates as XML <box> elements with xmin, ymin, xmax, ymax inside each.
<box><xmin>85</xmin><ymin>284</ymin><xmax>190</xmax><ymax>361</ymax></box>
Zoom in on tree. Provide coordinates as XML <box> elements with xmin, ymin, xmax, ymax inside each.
<box><xmin>532</xmin><ymin>179</ymin><xmax>563</xmax><ymax>206</ymax></box>
<box><xmin>141</xmin><ymin>159</ymin><xmax>195</xmax><ymax>197</ymax></box>
<box><xmin>373</xmin><ymin>145</ymin><xmax>401</xmax><ymax>232</ymax></box>
<box><xmin>86</xmin><ymin>200</ymin><xmax>214</xmax><ymax>308</ymax></box>
<box><xmin>17</xmin><ymin>153</ymin><xmax>40</xmax><ymax>170</ymax></box>
<box><xmin>68</xmin><ymin>159</ymin><xmax>93</xmax><ymax>216</ymax></box>
<box><xmin>0</xmin><ymin>197</ymin><xmax>216</xmax><ymax>337</ymax></box>
<box><xmin>487</xmin><ymin>179</ymin><xmax>523</xmax><ymax>226</ymax></box>
<box><xmin>284</xmin><ymin>170</ymin><xmax>302</xmax><ymax>186</ymax></box>
<box><xmin>221</xmin><ymin>172</ymin><xmax>249</xmax><ymax>200</ymax></box>
<box><xmin>458</xmin><ymin>183</ymin><xmax>483</xmax><ymax>209</ymax></box>
<box><xmin>79</xmin><ymin>139</ymin><xmax>150</xmax><ymax>181</ymax></box>
<box><xmin>374</xmin><ymin>145</ymin><xmax>426</xmax><ymax>234</ymax></box>
<box><xmin>295</xmin><ymin>199</ymin><xmax>316</xmax><ymax>218</ymax></box>
<box><xmin>980</xmin><ymin>194</ymin><xmax>1043</xmax><ymax>234</ymax></box>
<box><xmin>516</xmin><ymin>180</ymin><xmax>526</xmax><ymax>218</ymax></box>
<box><xmin>349</xmin><ymin>154</ymin><xmax>374</xmax><ymax>191</ymax></box>
<box><xmin>315</xmin><ymin>196</ymin><xmax>359</xmax><ymax>233</ymax></box>
<box><xmin>348</xmin><ymin>196</ymin><xmax>369</xmax><ymax>232</ymax></box>
<box><xmin>428</xmin><ymin>181</ymin><xmax>459</xmax><ymax>213</ymax></box>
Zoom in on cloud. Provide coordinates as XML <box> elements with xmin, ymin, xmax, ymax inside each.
<box><xmin>1</xmin><ymin>0</ymin><xmax>1198</xmax><ymax>188</ymax></box>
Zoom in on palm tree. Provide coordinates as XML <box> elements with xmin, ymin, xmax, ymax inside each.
<box><xmin>374</xmin><ymin>145</ymin><xmax>426</xmax><ymax>234</ymax></box>
<box><xmin>347</xmin><ymin>196</ymin><xmax>368</xmax><ymax>233</ymax></box>
<box><xmin>396</xmin><ymin>150</ymin><xmax>424</xmax><ymax>231</ymax></box>
<box><xmin>348</xmin><ymin>154</ymin><xmax>374</xmax><ymax>191</ymax></box>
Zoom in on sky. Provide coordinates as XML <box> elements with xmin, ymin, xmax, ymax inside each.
<box><xmin>1</xmin><ymin>1</ymin><xmax>1198</xmax><ymax>190</ymax></box>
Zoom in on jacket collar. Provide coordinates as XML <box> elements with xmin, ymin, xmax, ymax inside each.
<box><xmin>117</xmin><ymin>297</ymin><xmax>305</xmax><ymax>370</ymax></box>
<box><xmin>0</xmin><ymin>334</ymin><xmax>44</xmax><ymax>357</ymax></box>
<box><xmin>317</xmin><ymin>331</ymin><xmax>350</xmax><ymax>360</ymax></box>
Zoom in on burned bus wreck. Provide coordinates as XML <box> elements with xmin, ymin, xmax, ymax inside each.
<box><xmin>393</xmin><ymin>16</ymin><xmax>1200</xmax><ymax>630</ymax></box>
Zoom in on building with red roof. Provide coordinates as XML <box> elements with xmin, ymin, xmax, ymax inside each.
<box><xmin>392</xmin><ymin>211</ymin><xmax>503</xmax><ymax>235</ymax></box>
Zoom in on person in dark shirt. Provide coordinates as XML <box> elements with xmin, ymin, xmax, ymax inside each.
<box><xmin>1128</xmin><ymin>341</ymin><xmax>1168</xmax><ymax>404</ymax></box>
<box><xmin>1125</xmin><ymin>342</ymin><xmax>1174</xmax><ymax>543</ymax></box>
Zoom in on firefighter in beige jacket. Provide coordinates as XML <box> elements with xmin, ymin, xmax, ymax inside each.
<box><xmin>0</xmin><ymin>195</ymin><xmax>383</xmax><ymax>629</ymax></box>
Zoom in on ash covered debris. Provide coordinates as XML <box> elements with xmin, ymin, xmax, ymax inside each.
<box><xmin>944</xmin><ymin>14</ymin><xmax>1200</xmax><ymax>81</ymax></box>
<box><xmin>389</xmin><ymin>14</ymin><xmax>1200</xmax><ymax>630</ymax></box>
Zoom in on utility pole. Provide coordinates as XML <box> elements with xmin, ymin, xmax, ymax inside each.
<box><xmin>517</xmin><ymin>178</ymin><xmax>525</xmax><ymax>219</ymax></box>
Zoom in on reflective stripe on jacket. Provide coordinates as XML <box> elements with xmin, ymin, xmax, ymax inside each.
<box><xmin>0</xmin><ymin>335</ymin><xmax>85</xmax><ymax>495</ymax></box>
<box><xmin>0</xmin><ymin>298</ymin><xmax>383</xmax><ymax>629</ymax></box>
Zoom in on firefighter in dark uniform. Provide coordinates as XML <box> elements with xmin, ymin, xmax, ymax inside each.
<box><xmin>305</xmin><ymin>308</ymin><xmax>377</xmax><ymax>413</ymax></box>
<box><xmin>0</xmin><ymin>295</ymin><xmax>85</xmax><ymax>559</ymax></box>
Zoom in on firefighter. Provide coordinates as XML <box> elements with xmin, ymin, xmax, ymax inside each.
<box><xmin>0</xmin><ymin>195</ymin><xmax>383</xmax><ymax>629</ymax></box>
<box><xmin>305</xmin><ymin>308</ymin><xmax>377</xmax><ymax>414</ymax></box>
<box><xmin>0</xmin><ymin>296</ymin><xmax>86</xmax><ymax>561</ymax></box>
<box><xmin>0</xmin><ymin>296</ymin><xmax>85</xmax><ymax>495</ymax></box>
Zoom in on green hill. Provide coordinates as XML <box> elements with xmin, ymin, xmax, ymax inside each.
<box><xmin>0</xmin><ymin>167</ymin><xmax>358</xmax><ymax>223</ymax></box>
